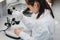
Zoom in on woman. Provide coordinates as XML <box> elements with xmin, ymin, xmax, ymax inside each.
<box><xmin>14</xmin><ymin>0</ymin><xmax>55</xmax><ymax>40</ymax></box>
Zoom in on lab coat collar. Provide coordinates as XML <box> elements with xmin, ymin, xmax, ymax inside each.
<box><xmin>31</xmin><ymin>9</ymin><xmax>50</xmax><ymax>19</ymax></box>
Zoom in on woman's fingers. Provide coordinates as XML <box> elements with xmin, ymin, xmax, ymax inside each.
<box><xmin>14</xmin><ymin>28</ymin><xmax>22</xmax><ymax>35</ymax></box>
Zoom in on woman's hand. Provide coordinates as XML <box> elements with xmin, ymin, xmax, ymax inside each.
<box><xmin>14</xmin><ymin>28</ymin><xmax>22</xmax><ymax>36</ymax></box>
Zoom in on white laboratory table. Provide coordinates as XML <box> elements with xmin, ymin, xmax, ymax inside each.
<box><xmin>0</xmin><ymin>16</ymin><xmax>15</xmax><ymax>40</ymax></box>
<box><xmin>0</xmin><ymin>31</ymin><xmax>15</xmax><ymax>40</ymax></box>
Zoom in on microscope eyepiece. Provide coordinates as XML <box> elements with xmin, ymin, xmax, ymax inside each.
<box><xmin>12</xmin><ymin>18</ymin><xmax>15</xmax><ymax>21</ymax></box>
<box><xmin>15</xmin><ymin>21</ymin><xmax>20</xmax><ymax>25</ymax></box>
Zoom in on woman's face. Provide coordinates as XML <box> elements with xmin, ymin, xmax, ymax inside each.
<box><xmin>26</xmin><ymin>2</ymin><xmax>40</xmax><ymax>14</ymax></box>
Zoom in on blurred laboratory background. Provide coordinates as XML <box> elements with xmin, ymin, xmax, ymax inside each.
<box><xmin>0</xmin><ymin>0</ymin><xmax>60</xmax><ymax>40</ymax></box>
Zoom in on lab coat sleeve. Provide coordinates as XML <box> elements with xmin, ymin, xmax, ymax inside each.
<box><xmin>19</xmin><ymin>22</ymin><xmax>50</xmax><ymax>40</ymax></box>
<box><xmin>19</xmin><ymin>31</ymin><xmax>34</xmax><ymax>40</ymax></box>
<box><xmin>35</xmin><ymin>22</ymin><xmax>50</xmax><ymax>40</ymax></box>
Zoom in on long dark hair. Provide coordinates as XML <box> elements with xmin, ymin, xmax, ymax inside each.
<box><xmin>25</xmin><ymin>0</ymin><xmax>54</xmax><ymax>19</ymax></box>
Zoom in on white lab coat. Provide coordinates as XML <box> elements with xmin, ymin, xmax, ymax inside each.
<box><xmin>18</xmin><ymin>9</ymin><xmax>55</xmax><ymax>40</ymax></box>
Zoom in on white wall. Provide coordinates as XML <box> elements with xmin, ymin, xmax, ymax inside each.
<box><xmin>6</xmin><ymin>0</ymin><xmax>25</xmax><ymax>4</ymax></box>
<box><xmin>19</xmin><ymin>0</ymin><xmax>25</xmax><ymax>4</ymax></box>
<box><xmin>0</xmin><ymin>0</ymin><xmax>7</xmax><ymax>18</ymax></box>
<box><xmin>6</xmin><ymin>0</ymin><xmax>17</xmax><ymax>4</ymax></box>
<box><xmin>53</xmin><ymin>0</ymin><xmax>60</xmax><ymax>40</ymax></box>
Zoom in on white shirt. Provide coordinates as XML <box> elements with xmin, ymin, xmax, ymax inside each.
<box><xmin>19</xmin><ymin>9</ymin><xmax>55</xmax><ymax>40</ymax></box>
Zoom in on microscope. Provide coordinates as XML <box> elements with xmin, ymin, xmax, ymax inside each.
<box><xmin>4</xmin><ymin>9</ymin><xmax>22</xmax><ymax>39</ymax></box>
<box><xmin>4</xmin><ymin>8</ymin><xmax>32</xmax><ymax>40</ymax></box>
<box><xmin>4</xmin><ymin>17</ymin><xmax>21</xmax><ymax>39</ymax></box>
